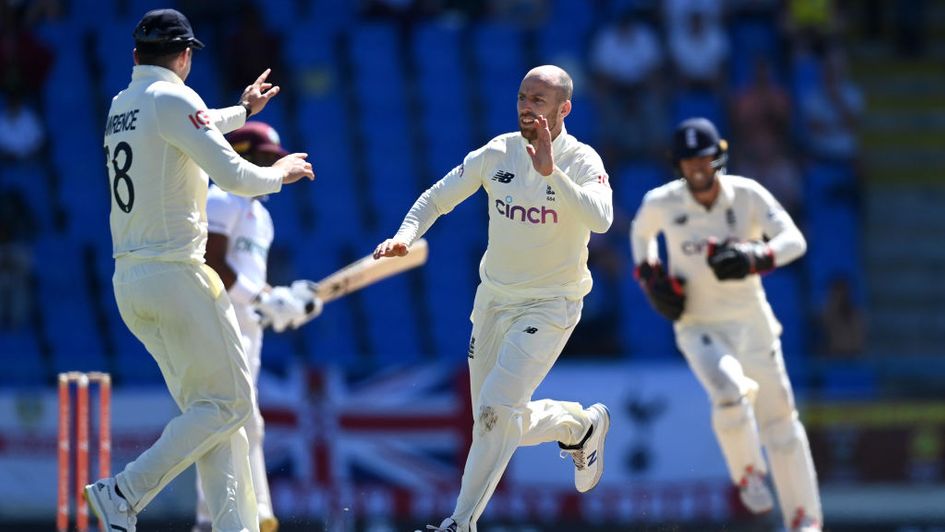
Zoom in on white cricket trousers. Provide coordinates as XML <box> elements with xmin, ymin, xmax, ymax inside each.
<box><xmin>675</xmin><ymin>311</ymin><xmax>822</xmax><ymax>530</ymax></box>
<box><xmin>196</xmin><ymin>310</ymin><xmax>274</xmax><ymax>524</ymax></box>
<box><xmin>452</xmin><ymin>285</ymin><xmax>592</xmax><ymax>531</ymax></box>
<box><xmin>112</xmin><ymin>259</ymin><xmax>259</xmax><ymax>532</ymax></box>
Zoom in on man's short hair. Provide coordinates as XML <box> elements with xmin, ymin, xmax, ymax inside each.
<box><xmin>556</xmin><ymin>71</ymin><xmax>573</xmax><ymax>101</ymax></box>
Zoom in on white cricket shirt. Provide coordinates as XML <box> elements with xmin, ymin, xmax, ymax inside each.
<box><xmin>395</xmin><ymin>125</ymin><xmax>613</xmax><ymax>300</ymax></box>
<box><xmin>206</xmin><ymin>184</ymin><xmax>273</xmax><ymax>329</ymax></box>
<box><xmin>104</xmin><ymin>65</ymin><xmax>283</xmax><ymax>263</ymax></box>
<box><xmin>631</xmin><ymin>174</ymin><xmax>806</xmax><ymax>324</ymax></box>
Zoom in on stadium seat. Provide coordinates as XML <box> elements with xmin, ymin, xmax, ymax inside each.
<box><xmin>671</xmin><ymin>89</ymin><xmax>727</xmax><ymax>136</ymax></box>
<box><xmin>301</xmin><ymin>293</ymin><xmax>361</xmax><ymax>367</ymax></box>
<box><xmin>0</xmin><ymin>330</ymin><xmax>46</xmax><ymax>386</ymax></box>
<box><xmin>473</xmin><ymin>23</ymin><xmax>525</xmax><ymax>138</ymax></box>
<box><xmin>763</xmin><ymin>266</ymin><xmax>806</xmax><ymax>363</ymax></box>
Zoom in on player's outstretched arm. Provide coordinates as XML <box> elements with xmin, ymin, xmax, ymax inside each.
<box><xmin>373</xmin><ymin>238</ymin><xmax>409</xmax><ymax>259</ymax></box>
<box><xmin>240</xmin><ymin>68</ymin><xmax>280</xmax><ymax>117</ymax></box>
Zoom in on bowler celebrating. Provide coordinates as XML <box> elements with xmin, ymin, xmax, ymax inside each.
<box><xmin>375</xmin><ymin>65</ymin><xmax>613</xmax><ymax>532</ymax></box>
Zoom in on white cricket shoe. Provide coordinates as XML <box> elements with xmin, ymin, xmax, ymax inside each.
<box><xmin>425</xmin><ymin>517</ymin><xmax>458</xmax><ymax>531</ymax></box>
<box><xmin>559</xmin><ymin>403</ymin><xmax>611</xmax><ymax>493</ymax></box>
<box><xmin>85</xmin><ymin>477</ymin><xmax>137</xmax><ymax>532</ymax></box>
<box><xmin>738</xmin><ymin>465</ymin><xmax>774</xmax><ymax>514</ymax></box>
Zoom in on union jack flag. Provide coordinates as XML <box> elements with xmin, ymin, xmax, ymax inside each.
<box><xmin>260</xmin><ymin>363</ymin><xmax>472</xmax><ymax>511</ymax></box>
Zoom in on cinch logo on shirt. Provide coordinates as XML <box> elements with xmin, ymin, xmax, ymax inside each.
<box><xmin>234</xmin><ymin>236</ymin><xmax>269</xmax><ymax>260</ymax></box>
<box><xmin>495</xmin><ymin>196</ymin><xmax>558</xmax><ymax>224</ymax></box>
<box><xmin>681</xmin><ymin>238</ymin><xmax>715</xmax><ymax>255</ymax></box>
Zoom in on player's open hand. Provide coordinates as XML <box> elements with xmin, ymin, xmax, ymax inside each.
<box><xmin>240</xmin><ymin>68</ymin><xmax>280</xmax><ymax>116</ymax></box>
<box><xmin>274</xmin><ymin>153</ymin><xmax>314</xmax><ymax>184</ymax></box>
<box><xmin>373</xmin><ymin>238</ymin><xmax>409</xmax><ymax>259</ymax></box>
<box><xmin>525</xmin><ymin>114</ymin><xmax>555</xmax><ymax>176</ymax></box>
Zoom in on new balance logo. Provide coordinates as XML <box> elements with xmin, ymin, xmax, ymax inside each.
<box><xmin>587</xmin><ymin>450</ymin><xmax>598</xmax><ymax>467</ymax></box>
<box><xmin>524</xmin><ymin>327</ymin><xmax>538</xmax><ymax>334</ymax></box>
<box><xmin>491</xmin><ymin>170</ymin><xmax>515</xmax><ymax>183</ymax></box>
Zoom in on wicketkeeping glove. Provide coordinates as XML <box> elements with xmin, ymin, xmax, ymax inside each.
<box><xmin>253</xmin><ymin>286</ymin><xmax>307</xmax><ymax>333</ymax></box>
<box><xmin>635</xmin><ymin>262</ymin><xmax>686</xmax><ymax>321</ymax></box>
<box><xmin>706</xmin><ymin>239</ymin><xmax>774</xmax><ymax>280</ymax></box>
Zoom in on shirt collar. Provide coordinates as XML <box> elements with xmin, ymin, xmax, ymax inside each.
<box><xmin>519</xmin><ymin>123</ymin><xmax>570</xmax><ymax>153</ymax></box>
<box><xmin>132</xmin><ymin>65</ymin><xmax>184</xmax><ymax>85</ymax></box>
<box><xmin>682</xmin><ymin>173</ymin><xmax>735</xmax><ymax>211</ymax></box>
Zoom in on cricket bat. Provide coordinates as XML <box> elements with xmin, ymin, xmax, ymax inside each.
<box><xmin>314</xmin><ymin>239</ymin><xmax>429</xmax><ymax>304</ymax></box>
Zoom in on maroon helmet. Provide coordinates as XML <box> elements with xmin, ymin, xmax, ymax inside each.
<box><xmin>225</xmin><ymin>121</ymin><xmax>289</xmax><ymax>159</ymax></box>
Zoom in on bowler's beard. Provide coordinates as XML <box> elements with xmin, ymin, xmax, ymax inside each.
<box><xmin>519</xmin><ymin>111</ymin><xmax>558</xmax><ymax>142</ymax></box>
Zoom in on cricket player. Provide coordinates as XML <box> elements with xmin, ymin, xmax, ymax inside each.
<box><xmin>630</xmin><ymin>117</ymin><xmax>821</xmax><ymax>532</ymax></box>
<box><xmin>374</xmin><ymin>65</ymin><xmax>613</xmax><ymax>532</ymax></box>
<box><xmin>85</xmin><ymin>9</ymin><xmax>314</xmax><ymax>532</ymax></box>
<box><xmin>192</xmin><ymin>121</ymin><xmax>323</xmax><ymax>532</ymax></box>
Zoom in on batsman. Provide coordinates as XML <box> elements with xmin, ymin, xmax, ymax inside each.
<box><xmin>631</xmin><ymin>117</ymin><xmax>822</xmax><ymax>532</ymax></box>
<box><xmin>193</xmin><ymin>121</ymin><xmax>322</xmax><ymax>532</ymax></box>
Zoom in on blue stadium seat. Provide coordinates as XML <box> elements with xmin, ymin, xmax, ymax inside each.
<box><xmin>362</xmin><ymin>274</ymin><xmax>423</xmax><ymax>366</ymax></box>
<box><xmin>818</xmin><ymin>364</ymin><xmax>877</xmax><ymax>400</ymax></box>
<box><xmin>671</xmin><ymin>89</ymin><xmax>727</xmax><ymax>136</ymax></box>
<box><xmin>94</xmin><ymin>17</ymin><xmax>138</xmax><ymax>100</ymax></box>
<box><xmin>422</xmin><ymin>245</ymin><xmax>479</xmax><ymax>360</ymax></box>
<box><xmin>0</xmin><ymin>330</ymin><xmax>46</xmax><ymax>386</ymax></box>
<box><xmin>762</xmin><ymin>267</ymin><xmax>805</xmax><ymax>363</ymax></box>
<box><xmin>728</xmin><ymin>18</ymin><xmax>781</xmax><ymax>91</ymax></box>
<box><xmin>0</xmin><ymin>163</ymin><xmax>51</xmax><ymax>233</ymax></box>
<box><xmin>32</xmin><ymin>237</ymin><xmax>108</xmax><ymax>373</ymax></box>
<box><xmin>614</xmin><ymin>160</ymin><xmax>671</xmax><ymax>216</ymax></box>
<box><xmin>301</xmin><ymin>295</ymin><xmax>360</xmax><ymax>367</ymax></box>
<box><xmin>473</xmin><ymin>23</ymin><xmax>525</xmax><ymax>138</ymax></box>
<box><xmin>414</xmin><ymin>22</ymin><xmax>475</xmax><ymax>181</ymax></box>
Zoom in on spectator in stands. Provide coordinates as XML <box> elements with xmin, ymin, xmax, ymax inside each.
<box><xmin>664</xmin><ymin>0</ymin><xmax>725</xmax><ymax>30</ymax></box>
<box><xmin>798</xmin><ymin>48</ymin><xmax>863</xmax><ymax>163</ymax></box>
<box><xmin>729</xmin><ymin>57</ymin><xmax>801</xmax><ymax>216</ymax></box>
<box><xmin>588</xmin><ymin>8</ymin><xmax>667</xmax><ymax>162</ymax></box>
<box><xmin>784</xmin><ymin>0</ymin><xmax>842</xmax><ymax>53</ymax></box>
<box><xmin>220</xmin><ymin>1</ymin><xmax>285</xmax><ymax>97</ymax></box>
<box><xmin>487</xmin><ymin>0</ymin><xmax>549</xmax><ymax>29</ymax></box>
<box><xmin>730</xmin><ymin>56</ymin><xmax>791</xmax><ymax>160</ymax></box>
<box><xmin>668</xmin><ymin>9</ymin><xmax>729</xmax><ymax>91</ymax></box>
<box><xmin>733</xmin><ymin>147</ymin><xmax>803</xmax><ymax>220</ymax></box>
<box><xmin>818</xmin><ymin>276</ymin><xmax>865</xmax><ymax>357</ymax></box>
<box><xmin>0</xmin><ymin>88</ymin><xmax>46</xmax><ymax>161</ymax></box>
<box><xmin>0</xmin><ymin>2</ymin><xmax>54</xmax><ymax>98</ymax></box>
